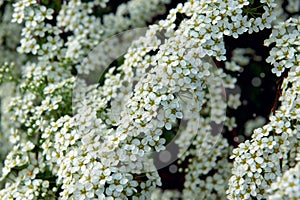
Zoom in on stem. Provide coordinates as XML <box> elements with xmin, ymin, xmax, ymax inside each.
<box><xmin>271</xmin><ymin>69</ymin><xmax>289</xmax><ymax>114</ymax></box>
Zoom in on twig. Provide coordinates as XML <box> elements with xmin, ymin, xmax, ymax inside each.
<box><xmin>271</xmin><ymin>69</ymin><xmax>289</xmax><ymax>114</ymax></box>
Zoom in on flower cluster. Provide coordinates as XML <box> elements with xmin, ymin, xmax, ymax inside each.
<box><xmin>0</xmin><ymin>0</ymin><xmax>299</xmax><ymax>199</ymax></box>
<box><xmin>265</xmin><ymin>18</ymin><xmax>300</xmax><ymax>77</ymax></box>
<box><xmin>151</xmin><ymin>188</ymin><xmax>181</xmax><ymax>200</ymax></box>
<box><xmin>245</xmin><ymin>116</ymin><xmax>266</xmax><ymax>136</ymax></box>
<box><xmin>227</xmin><ymin>17</ymin><xmax>300</xmax><ymax>199</ymax></box>
<box><xmin>0</xmin><ymin>0</ymin><xmax>173</xmax><ymax>199</ymax></box>
<box><xmin>267</xmin><ymin>162</ymin><xmax>300</xmax><ymax>199</ymax></box>
<box><xmin>0</xmin><ymin>4</ymin><xmax>26</xmax><ymax>66</ymax></box>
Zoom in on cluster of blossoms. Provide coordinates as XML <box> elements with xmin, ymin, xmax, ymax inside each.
<box><xmin>0</xmin><ymin>4</ymin><xmax>26</xmax><ymax>65</ymax></box>
<box><xmin>151</xmin><ymin>188</ymin><xmax>181</xmax><ymax>199</ymax></box>
<box><xmin>0</xmin><ymin>0</ymin><xmax>299</xmax><ymax>199</ymax></box>
<box><xmin>244</xmin><ymin>116</ymin><xmax>266</xmax><ymax>136</ymax></box>
<box><xmin>230</xmin><ymin>48</ymin><xmax>262</xmax><ymax>67</ymax></box>
<box><xmin>267</xmin><ymin>162</ymin><xmax>300</xmax><ymax>199</ymax></box>
<box><xmin>0</xmin><ymin>3</ymin><xmax>29</xmax><ymax>181</ymax></box>
<box><xmin>0</xmin><ymin>0</ymin><xmax>173</xmax><ymax>198</ymax></box>
<box><xmin>227</xmin><ymin>17</ymin><xmax>300</xmax><ymax>199</ymax></box>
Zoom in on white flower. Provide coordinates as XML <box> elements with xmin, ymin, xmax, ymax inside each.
<box><xmin>227</xmin><ymin>94</ymin><xmax>241</xmax><ymax>109</ymax></box>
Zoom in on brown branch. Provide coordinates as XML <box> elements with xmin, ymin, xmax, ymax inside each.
<box><xmin>271</xmin><ymin>69</ymin><xmax>289</xmax><ymax>114</ymax></box>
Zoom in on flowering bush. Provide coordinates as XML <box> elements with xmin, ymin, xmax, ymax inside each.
<box><xmin>0</xmin><ymin>0</ymin><xmax>299</xmax><ymax>199</ymax></box>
